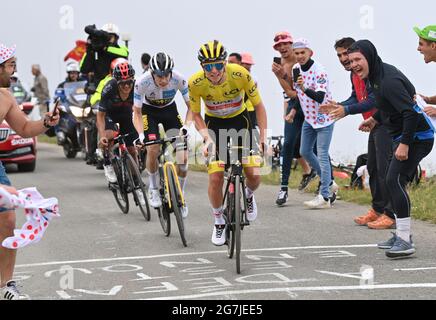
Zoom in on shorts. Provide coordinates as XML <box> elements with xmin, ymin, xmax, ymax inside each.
<box><xmin>105</xmin><ymin>113</ymin><xmax>138</xmax><ymax>147</ymax></box>
<box><xmin>205</xmin><ymin>110</ymin><xmax>262</xmax><ymax>174</ymax></box>
<box><xmin>142</xmin><ymin>102</ymin><xmax>184</xmax><ymax>142</ymax></box>
<box><xmin>0</xmin><ymin>161</ymin><xmax>12</xmax><ymax>213</ymax></box>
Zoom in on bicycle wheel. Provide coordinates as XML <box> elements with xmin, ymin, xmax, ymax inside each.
<box><xmin>125</xmin><ymin>154</ymin><xmax>151</xmax><ymax>221</ymax></box>
<box><xmin>157</xmin><ymin>207</ymin><xmax>171</xmax><ymax>237</ymax></box>
<box><xmin>111</xmin><ymin>158</ymin><xmax>129</xmax><ymax>214</ymax></box>
<box><xmin>225</xmin><ymin>186</ymin><xmax>235</xmax><ymax>259</ymax></box>
<box><xmin>166</xmin><ymin>165</ymin><xmax>187</xmax><ymax>247</ymax></box>
<box><xmin>234</xmin><ymin>175</ymin><xmax>242</xmax><ymax>274</ymax></box>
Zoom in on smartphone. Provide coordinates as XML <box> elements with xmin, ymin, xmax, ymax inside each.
<box><xmin>50</xmin><ymin>98</ymin><xmax>61</xmax><ymax>121</ymax></box>
<box><xmin>292</xmin><ymin>68</ymin><xmax>301</xmax><ymax>83</ymax></box>
<box><xmin>273</xmin><ymin>57</ymin><xmax>282</xmax><ymax>64</ymax></box>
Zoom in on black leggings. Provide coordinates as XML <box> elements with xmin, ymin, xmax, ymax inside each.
<box><xmin>386</xmin><ymin>139</ymin><xmax>434</xmax><ymax>219</ymax></box>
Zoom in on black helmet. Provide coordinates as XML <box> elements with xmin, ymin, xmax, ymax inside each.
<box><xmin>150</xmin><ymin>52</ymin><xmax>174</xmax><ymax>76</ymax></box>
<box><xmin>198</xmin><ymin>40</ymin><xmax>228</xmax><ymax>63</ymax></box>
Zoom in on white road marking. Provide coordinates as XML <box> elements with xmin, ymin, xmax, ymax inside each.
<box><xmin>394</xmin><ymin>267</ymin><xmax>436</xmax><ymax>271</ymax></box>
<box><xmin>316</xmin><ymin>270</ymin><xmax>364</xmax><ymax>280</ymax></box>
<box><xmin>16</xmin><ymin>244</ymin><xmax>377</xmax><ymax>268</ymax></box>
<box><xmin>143</xmin><ymin>283</ymin><xmax>436</xmax><ymax>300</ymax></box>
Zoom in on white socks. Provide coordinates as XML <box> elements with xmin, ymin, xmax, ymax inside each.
<box><xmin>178</xmin><ymin>176</ymin><xmax>186</xmax><ymax>194</ymax></box>
<box><xmin>396</xmin><ymin>217</ymin><xmax>411</xmax><ymax>242</ymax></box>
<box><xmin>149</xmin><ymin>171</ymin><xmax>159</xmax><ymax>190</ymax></box>
<box><xmin>213</xmin><ymin>207</ymin><xmax>225</xmax><ymax>225</ymax></box>
<box><xmin>245</xmin><ymin>187</ymin><xmax>254</xmax><ymax>199</ymax></box>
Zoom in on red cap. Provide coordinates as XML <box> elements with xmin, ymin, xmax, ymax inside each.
<box><xmin>273</xmin><ymin>31</ymin><xmax>293</xmax><ymax>50</ymax></box>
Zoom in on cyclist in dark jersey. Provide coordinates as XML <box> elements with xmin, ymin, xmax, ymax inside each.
<box><xmin>97</xmin><ymin>61</ymin><xmax>139</xmax><ymax>190</ymax></box>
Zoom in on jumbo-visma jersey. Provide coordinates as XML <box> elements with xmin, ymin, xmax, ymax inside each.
<box><xmin>188</xmin><ymin>64</ymin><xmax>262</xmax><ymax>119</ymax></box>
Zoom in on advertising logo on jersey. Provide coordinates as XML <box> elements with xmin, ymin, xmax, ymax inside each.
<box><xmin>163</xmin><ymin>89</ymin><xmax>176</xmax><ymax>99</ymax></box>
<box><xmin>224</xmin><ymin>88</ymin><xmax>240</xmax><ymax>98</ymax></box>
<box><xmin>248</xmin><ymin>84</ymin><xmax>258</xmax><ymax>98</ymax></box>
<box><xmin>231</xmin><ymin>71</ymin><xmax>243</xmax><ymax>80</ymax></box>
<box><xmin>192</xmin><ymin>77</ymin><xmax>203</xmax><ymax>86</ymax></box>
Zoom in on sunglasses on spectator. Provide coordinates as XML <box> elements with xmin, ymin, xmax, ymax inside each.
<box><xmin>117</xmin><ymin>79</ymin><xmax>134</xmax><ymax>87</ymax></box>
<box><xmin>202</xmin><ymin>62</ymin><xmax>225</xmax><ymax>72</ymax></box>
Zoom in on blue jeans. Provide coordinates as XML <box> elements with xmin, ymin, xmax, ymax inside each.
<box><xmin>281</xmin><ymin>114</ymin><xmax>304</xmax><ymax>188</ymax></box>
<box><xmin>0</xmin><ymin>161</ymin><xmax>12</xmax><ymax>213</ymax></box>
<box><xmin>300</xmin><ymin>122</ymin><xmax>334</xmax><ymax>198</ymax></box>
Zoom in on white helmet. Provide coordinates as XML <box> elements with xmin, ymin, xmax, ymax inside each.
<box><xmin>102</xmin><ymin>23</ymin><xmax>120</xmax><ymax>37</ymax></box>
<box><xmin>66</xmin><ymin>62</ymin><xmax>80</xmax><ymax>73</ymax></box>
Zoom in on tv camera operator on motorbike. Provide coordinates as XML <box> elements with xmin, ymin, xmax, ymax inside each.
<box><xmin>80</xmin><ymin>23</ymin><xmax>129</xmax><ymax>166</ymax></box>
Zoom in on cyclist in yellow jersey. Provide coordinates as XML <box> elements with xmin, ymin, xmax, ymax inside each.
<box><xmin>189</xmin><ymin>40</ymin><xmax>268</xmax><ymax>246</ymax></box>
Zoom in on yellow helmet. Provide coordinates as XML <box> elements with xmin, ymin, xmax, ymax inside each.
<box><xmin>198</xmin><ymin>40</ymin><xmax>228</xmax><ymax>63</ymax></box>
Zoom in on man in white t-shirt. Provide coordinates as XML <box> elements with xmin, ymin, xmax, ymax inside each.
<box><xmin>291</xmin><ymin>38</ymin><xmax>336</xmax><ymax>209</ymax></box>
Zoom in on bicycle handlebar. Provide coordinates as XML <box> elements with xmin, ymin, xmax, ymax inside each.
<box><xmin>135</xmin><ymin>134</ymin><xmax>188</xmax><ymax>148</ymax></box>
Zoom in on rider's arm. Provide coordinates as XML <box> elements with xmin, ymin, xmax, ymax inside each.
<box><xmin>96</xmin><ymin>111</ymin><xmax>106</xmax><ymax>140</ymax></box>
<box><xmin>191</xmin><ymin>111</ymin><xmax>210</xmax><ymax>143</ymax></box>
<box><xmin>184</xmin><ymin>101</ymin><xmax>194</xmax><ymax>126</ymax></box>
<box><xmin>243</xmin><ymin>70</ymin><xmax>267</xmax><ymax>143</ymax></box>
<box><xmin>133</xmin><ymin>80</ymin><xmax>145</xmax><ymax>139</ymax></box>
<box><xmin>133</xmin><ymin>106</ymin><xmax>144</xmax><ymax>139</ymax></box>
<box><xmin>180</xmin><ymin>77</ymin><xmax>193</xmax><ymax>126</ymax></box>
<box><xmin>254</xmin><ymin>101</ymin><xmax>268</xmax><ymax>146</ymax></box>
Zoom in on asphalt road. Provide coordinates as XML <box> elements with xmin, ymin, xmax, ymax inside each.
<box><xmin>6</xmin><ymin>143</ymin><xmax>436</xmax><ymax>301</ymax></box>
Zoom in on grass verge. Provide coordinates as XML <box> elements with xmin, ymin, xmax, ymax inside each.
<box><xmin>192</xmin><ymin>164</ymin><xmax>436</xmax><ymax>224</ymax></box>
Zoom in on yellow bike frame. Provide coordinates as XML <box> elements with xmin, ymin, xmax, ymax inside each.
<box><xmin>163</xmin><ymin>161</ymin><xmax>185</xmax><ymax>209</ymax></box>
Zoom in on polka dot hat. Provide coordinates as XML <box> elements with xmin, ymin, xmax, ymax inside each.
<box><xmin>0</xmin><ymin>44</ymin><xmax>16</xmax><ymax>64</ymax></box>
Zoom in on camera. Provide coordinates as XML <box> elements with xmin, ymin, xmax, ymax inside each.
<box><xmin>84</xmin><ymin>25</ymin><xmax>112</xmax><ymax>51</ymax></box>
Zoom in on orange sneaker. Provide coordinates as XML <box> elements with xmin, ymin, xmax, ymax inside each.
<box><xmin>367</xmin><ymin>214</ymin><xmax>396</xmax><ymax>230</ymax></box>
<box><xmin>354</xmin><ymin>209</ymin><xmax>379</xmax><ymax>226</ymax></box>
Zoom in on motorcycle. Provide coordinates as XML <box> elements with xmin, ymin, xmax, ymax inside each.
<box><xmin>55</xmin><ymin>80</ymin><xmax>95</xmax><ymax>159</ymax></box>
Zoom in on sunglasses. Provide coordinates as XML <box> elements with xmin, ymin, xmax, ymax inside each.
<box><xmin>117</xmin><ymin>79</ymin><xmax>134</xmax><ymax>87</ymax></box>
<box><xmin>202</xmin><ymin>62</ymin><xmax>225</xmax><ymax>72</ymax></box>
<box><xmin>274</xmin><ymin>34</ymin><xmax>292</xmax><ymax>43</ymax></box>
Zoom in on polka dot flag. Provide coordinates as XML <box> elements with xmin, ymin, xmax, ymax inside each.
<box><xmin>0</xmin><ymin>44</ymin><xmax>16</xmax><ymax>64</ymax></box>
<box><xmin>0</xmin><ymin>187</ymin><xmax>60</xmax><ymax>249</ymax></box>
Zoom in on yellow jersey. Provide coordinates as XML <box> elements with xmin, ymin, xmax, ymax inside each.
<box><xmin>188</xmin><ymin>64</ymin><xmax>261</xmax><ymax>119</ymax></box>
